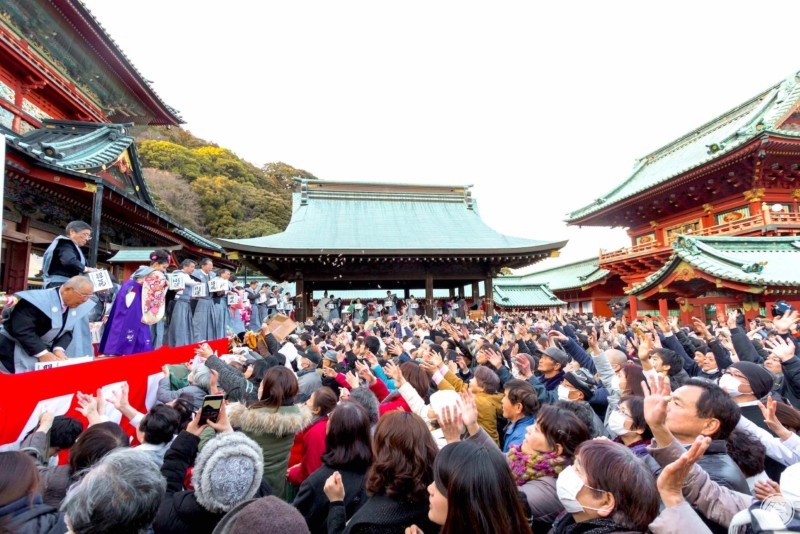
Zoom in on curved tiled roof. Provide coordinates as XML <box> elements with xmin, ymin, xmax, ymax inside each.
<box><xmin>568</xmin><ymin>70</ymin><xmax>800</xmax><ymax>223</ymax></box>
<box><xmin>493</xmin><ymin>285</ymin><xmax>565</xmax><ymax>308</ymax></box>
<box><xmin>219</xmin><ymin>179</ymin><xmax>566</xmax><ymax>256</ymax></box>
<box><xmin>628</xmin><ymin>235</ymin><xmax>800</xmax><ymax>295</ymax></box>
<box><xmin>499</xmin><ymin>257</ymin><xmax>610</xmax><ymax>291</ymax></box>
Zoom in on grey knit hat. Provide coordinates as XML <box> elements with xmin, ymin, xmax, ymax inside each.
<box><xmin>192</xmin><ymin>432</ymin><xmax>264</xmax><ymax>513</ymax></box>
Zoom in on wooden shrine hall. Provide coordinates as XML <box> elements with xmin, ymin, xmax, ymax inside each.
<box><xmin>219</xmin><ymin>179</ymin><xmax>567</xmax><ymax>321</ymax></box>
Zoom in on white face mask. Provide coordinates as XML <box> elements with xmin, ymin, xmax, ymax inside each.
<box><xmin>606</xmin><ymin>409</ymin><xmax>629</xmax><ymax>437</ymax></box>
<box><xmin>556</xmin><ymin>465</ymin><xmax>613</xmax><ymax>514</ymax></box>
<box><xmin>557</xmin><ymin>385</ymin><xmax>572</xmax><ymax>401</ymax></box>
<box><xmin>719</xmin><ymin>374</ymin><xmax>744</xmax><ymax>397</ymax></box>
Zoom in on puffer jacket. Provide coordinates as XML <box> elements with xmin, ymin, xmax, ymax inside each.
<box><xmin>0</xmin><ymin>495</ymin><xmax>64</xmax><ymax>534</ymax></box>
<box><xmin>228</xmin><ymin>403</ymin><xmax>312</xmax><ymax>499</ymax></box>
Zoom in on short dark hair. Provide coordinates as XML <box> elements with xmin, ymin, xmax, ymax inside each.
<box><xmin>619</xmin><ymin>396</ymin><xmax>652</xmax><ymax>441</ymax></box>
<box><xmin>321</xmin><ymin>401</ymin><xmax>373</xmax><ymax>471</ymax></box>
<box><xmin>199</xmin><ymin>258</ymin><xmax>213</xmax><ymax>267</ymax></box>
<box><xmin>576</xmin><ymin>440</ymin><xmax>659</xmax><ymax>531</ymax></box>
<box><xmin>252</xmin><ymin>367</ymin><xmax>299</xmax><ymax>409</ymax></box>
<box><xmin>181</xmin><ymin>259</ymin><xmax>195</xmax><ymax>269</ymax></box>
<box><xmin>366</xmin><ymin>411</ymin><xmax>437</xmax><ymax>504</ymax></box>
<box><xmin>311</xmin><ymin>387</ymin><xmax>338</xmax><ymax>418</ymax></box>
<box><xmin>725</xmin><ymin>428</ymin><xmax>765</xmax><ymax>478</ymax></box>
<box><xmin>364</xmin><ymin>336</ymin><xmax>381</xmax><ymax>355</ymax></box>
<box><xmin>139</xmin><ymin>405</ymin><xmax>180</xmax><ymax>445</ymax></box>
<box><xmin>49</xmin><ymin>416</ymin><xmax>83</xmax><ymax>450</ymax></box>
<box><xmin>652</xmin><ymin>348</ymin><xmax>682</xmax><ymax>376</ymax></box>
<box><xmin>69</xmin><ymin>422</ymin><xmax>129</xmax><ymax>474</ymax></box>
<box><xmin>684</xmin><ymin>378</ymin><xmax>741</xmax><ymax>440</ymax></box>
<box><xmin>348</xmin><ymin>386</ymin><xmax>380</xmax><ymax>424</ymax></box>
<box><xmin>535</xmin><ymin>404</ymin><xmax>589</xmax><ymax>457</ymax></box>
<box><xmin>503</xmin><ymin>379</ymin><xmax>539</xmax><ymax>417</ymax></box>
<box><xmin>474</xmin><ymin>366</ymin><xmax>500</xmax><ymax>394</ymax></box>
<box><xmin>66</xmin><ymin>221</ymin><xmax>91</xmax><ymax>234</ymax></box>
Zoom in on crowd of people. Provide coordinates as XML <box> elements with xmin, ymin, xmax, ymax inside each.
<box><xmin>6</xmin><ymin>293</ymin><xmax>800</xmax><ymax>533</ymax></box>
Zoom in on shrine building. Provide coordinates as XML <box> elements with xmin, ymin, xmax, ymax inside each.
<box><xmin>218</xmin><ymin>178</ymin><xmax>567</xmax><ymax>321</ymax></box>
<box><xmin>567</xmin><ymin>70</ymin><xmax>800</xmax><ymax>323</ymax></box>
<box><xmin>0</xmin><ymin>0</ymin><xmax>230</xmax><ymax>292</ymax></box>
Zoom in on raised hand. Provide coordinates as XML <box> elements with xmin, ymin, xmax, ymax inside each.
<box><xmin>766</xmin><ymin>335</ymin><xmax>797</xmax><ymax>363</ymax></box>
<box><xmin>459</xmin><ymin>389</ymin><xmax>479</xmax><ymax>435</ymax></box>
<box><xmin>486</xmin><ymin>348</ymin><xmax>504</xmax><ymax>369</ymax></box>
<box><xmin>438</xmin><ymin>404</ymin><xmax>463</xmax><ymax>444</ymax></box>
<box><xmin>758</xmin><ymin>396</ymin><xmax>793</xmax><ymax>441</ymax></box>
<box><xmin>186</xmin><ymin>409</ymin><xmax>208</xmax><ymax>436</ymax></box>
<box><xmin>514</xmin><ymin>354</ymin><xmax>532</xmax><ymax>379</ymax></box>
<box><xmin>774</xmin><ymin>310</ymin><xmax>800</xmax><ymax>335</ymax></box>
<box><xmin>206</xmin><ymin>402</ymin><xmax>233</xmax><ymax>433</ymax></box>
<box><xmin>355</xmin><ymin>360</ymin><xmax>376</xmax><ymax>384</ymax></box>
<box><xmin>345</xmin><ymin>370</ymin><xmax>360</xmax><ymax>389</ymax></box>
<box><xmin>642</xmin><ymin>374</ymin><xmax>671</xmax><ymax>431</ymax></box>
<box><xmin>656</xmin><ymin>435</ymin><xmax>711</xmax><ymax>507</ymax></box>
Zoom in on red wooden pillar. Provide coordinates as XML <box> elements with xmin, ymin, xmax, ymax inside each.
<box><xmin>628</xmin><ymin>295</ymin><xmax>638</xmax><ymax>321</ymax></box>
<box><xmin>658</xmin><ymin>299</ymin><xmax>669</xmax><ymax>318</ymax></box>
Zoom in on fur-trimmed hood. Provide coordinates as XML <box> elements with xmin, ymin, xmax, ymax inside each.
<box><xmin>227</xmin><ymin>403</ymin><xmax>312</xmax><ymax>437</ymax></box>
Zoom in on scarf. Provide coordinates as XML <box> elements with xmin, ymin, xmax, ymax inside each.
<box><xmin>542</xmin><ymin>370</ymin><xmax>566</xmax><ymax>391</ymax></box>
<box><xmin>507</xmin><ymin>444</ymin><xmax>569</xmax><ymax>486</ymax></box>
<box><xmin>552</xmin><ymin>514</ymin><xmax>635</xmax><ymax>534</ymax></box>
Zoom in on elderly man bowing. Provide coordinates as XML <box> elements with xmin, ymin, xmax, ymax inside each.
<box><xmin>0</xmin><ymin>276</ymin><xmax>96</xmax><ymax>373</ymax></box>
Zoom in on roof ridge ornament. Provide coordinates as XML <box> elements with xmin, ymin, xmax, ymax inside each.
<box><xmin>300</xmin><ymin>179</ymin><xmax>309</xmax><ymax>206</ymax></box>
<box><xmin>464</xmin><ymin>188</ymin><xmax>473</xmax><ymax>210</ymax></box>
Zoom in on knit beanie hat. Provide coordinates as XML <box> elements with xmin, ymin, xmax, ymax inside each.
<box><xmin>193</xmin><ymin>432</ymin><xmax>264</xmax><ymax>513</ymax></box>
<box><xmin>730</xmin><ymin>362</ymin><xmax>774</xmax><ymax>399</ymax></box>
<box><xmin>212</xmin><ymin>496</ymin><xmax>310</xmax><ymax>534</ymax></box>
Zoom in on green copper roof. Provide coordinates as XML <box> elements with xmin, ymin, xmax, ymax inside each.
<box><xmin>493</xmin><ymin>284</ymin><xmax>565</xmax><ymax>308</ymax></box>
<box><xmin>629</xmin><ymin>235</ymin><xmax>800</xmax><ymax>295</ymax></box>
<box><xmin>218</xmin><ymin>179</ymin><xmax>566</xmax><ymax>256</ymax></box>
<box><xmin>498</xmin><ymin>257</ymin><xmax>610</xmax><ymax>291</ymax></box>
<box><xmin>567</xmin><ymin>70</ymin><xmax>800</xmax><ymax>223</ymax></box>
<box><xmin>107</xmin><ymin>249</ymin><xmax>159</xmax><ymax>263</ymax></box>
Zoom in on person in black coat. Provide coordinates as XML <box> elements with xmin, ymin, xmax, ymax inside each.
<box><xmin>41</xmin><ymin>221</ymin><xmax>96</xmax><ymax>289</ymax></box>
<box><xmin>293</xmin><ymin>401</ymin><xmax>372</xmax><ymax>534</ymax></box>
<box><xmin>153</xmin><ymin>409</ymin><xmax>272</xmax><ymax>534</ymax></box>
<box><xmin>321</xmin><ymin>411</ymin><xmax>439</xmax><ymax>534</ymax></box>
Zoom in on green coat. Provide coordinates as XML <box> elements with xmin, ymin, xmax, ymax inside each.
<box><xmin>227</xmin><ymin>402</ymin><xmax>312</xmax><ymax>500</ymax></box>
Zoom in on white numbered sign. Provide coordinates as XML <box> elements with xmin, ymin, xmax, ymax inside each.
<box><xmin>227</xmin><ymin>293</ymin><xmax>240</xmax><ymax>305</ymax></box>
<box><xmin>88</xmin><ymin>270</ymin><xmax>113</xmax><ymax>292</ymax></box>
<box><xmin>411</xmin><ymin>303</ymin><xmax>419</xmax><ymax>309</ymax></box>
<box><xmin>376</xmin><ymin>304</ymin><xmax>384</xmax><ymax>312</ymax></box>
<box><xmin>354</xmin><ymin>304</ymin><xmax>364</xmax><ymax>310</ymax></box>
<box><xmin>192</xmin><ymin>284</ymin><xmax>207</xmax><ymax>298</ymax></box>
<box><xmin>327</xmin><ymin>303</ymin><xmax>335</xmax><ymax>309</ymax></box>
<box><xmin>208</xmin><ymin>277</ymin><xmax>227</xmax><ymax>292</ymax></box>
<box><xmin>168</xmin><ymin>272</ymin><xmax>185</xmax><ymax>291</ymax></box>
<box><xmin>384</xmin><ymin>300</ymin><xmax>393</xmax><ymax>308</ymax></box>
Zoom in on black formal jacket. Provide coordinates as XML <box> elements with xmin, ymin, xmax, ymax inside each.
<box><xmin>47</xmin><ymin>240</ymin><xmax>85</xmax><ymax>280</ymax></box>
<box><xmin>0</xmin><ymin>299</ymin><xmax>72</xmax><ymax>373</ymax></box>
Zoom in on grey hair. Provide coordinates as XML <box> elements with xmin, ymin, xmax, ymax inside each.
<box><xmin>61</xmin><ymin>448</ymin><xmax>166</xmax><ymax>534</ymax></box>
<box><xmin>190</xmin><ymin>364</ymin><xmax>211</xmax><ymax>392</ymax></box>
<box><xmin>65</xmin><ymin>221</ymin><xmax>91</xmax><ymax>234</ymax></box>
<box><xmin>349</xmin><ymin>386</ymin><xmax>380</xmax><ymax>424</ymax></box>
<box><xmin>63</xmin><ymin>276</ymin><xmax>93</xmax><ymax>291</ymax></box>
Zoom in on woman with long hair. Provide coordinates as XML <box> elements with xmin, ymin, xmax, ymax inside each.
<box><xmin>0</xmin><ymin>452</ymin><xmax>60</xmax><ymax>533</ymax></box>
<box><xmin>323</xmin><ymin>411</ymin><xmax>438</xmax><ymax>533</ymax></box>
<box><xmin>227</xmin><ymin>366</ymin><xmax>311</xmax><ymax>499</ymax></box>
<box><xmin>100</xmin><ymin>249</ymin><xmax>170</xmax><ymax>355</ymax></box>
<box><xmin>422</xmin><ymin>439</ymin><xmax>531</xmax><ymax>534</ymax></box>
<box><xmin>606</xmin><ymin>396</ymin><xmax>653</xmax><ymax>457</ymax></box>
<box><xmin>293</xmin><ymin>400</ymin><xmax>374</xmax><ymax>534</ymax></box>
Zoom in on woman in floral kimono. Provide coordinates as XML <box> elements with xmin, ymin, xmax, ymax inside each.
<box><xmin>99</xmin><ymin>250</ymin><xmax>170</xmax><ymax>356</ymax></box>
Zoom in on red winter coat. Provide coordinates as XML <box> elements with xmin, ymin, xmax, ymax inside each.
<box><xmin>369</xmin><ymin>379</ymin><xmax>412</xmax><ymax>416</ymax></box>
<box><xmin>287</xmin><ymin>415</ymin><xmax>329</xmax><ymax>487</ymax></box>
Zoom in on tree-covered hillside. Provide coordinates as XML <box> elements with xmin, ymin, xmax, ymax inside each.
<box><xmin>132</xmin><ymin>126</ymin><xmax>317</xmax><ymax>238</ymax></box>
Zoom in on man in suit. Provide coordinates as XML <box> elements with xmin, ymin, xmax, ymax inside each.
<box><xmin>41</xmin><ymin>221</ymin><xmax>97</xmax><ymax>289</ymax></box>
<box><xmin>0</xmin><ymin>276</ymin><xmax>96</xmax><ymax>373</ymax></box>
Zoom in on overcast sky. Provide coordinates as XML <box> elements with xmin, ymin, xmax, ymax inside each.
<box><xmin>83</xmin><ymin>1</ymin><xmax>800</xmax><ymax>273</ymax></box>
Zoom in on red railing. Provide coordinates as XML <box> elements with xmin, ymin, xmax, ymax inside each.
<box><xmin>599</xmin><ymin>211</ymin><xmax>800</xmax><ymax>264</ymax></box>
